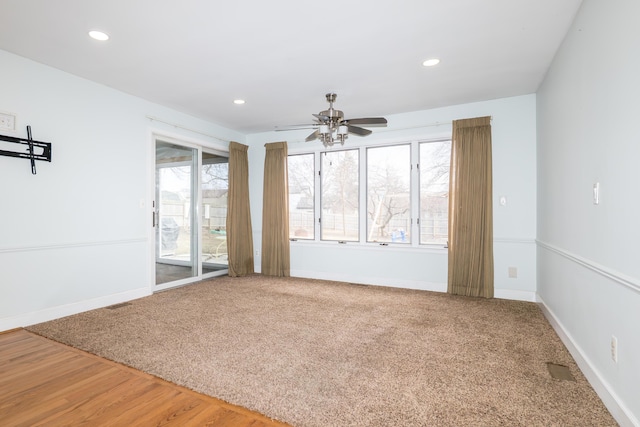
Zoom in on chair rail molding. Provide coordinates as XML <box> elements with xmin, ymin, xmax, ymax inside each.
<box><xmin>536</xmin><ymin>239</ymin><xmax>640</xmax><ymax>294</ymax></box>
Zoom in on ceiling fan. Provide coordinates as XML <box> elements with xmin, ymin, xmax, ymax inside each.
<box><xmin>278</xmin><ymin>93</ymin><xmax>387</xmax><ymax>147</ymax></box>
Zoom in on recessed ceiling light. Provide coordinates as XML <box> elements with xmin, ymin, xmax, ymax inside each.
<box><xmin>422</xmin><ymin>58</ymin><xmax>440</xmax><ymax>67</ymax></box>
<box><xmin>233</xmin><ymin>99</ymin><xmax>245</xmax><ymax>105</ymax></box>
<box><xmin>89</xmin><ymin>30</ymin><xmax>109</xmax><ymax>41</ymax></box>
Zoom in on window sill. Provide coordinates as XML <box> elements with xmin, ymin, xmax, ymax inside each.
<box><xmin>289</xmin><ymin>239</ymin><xmax>447</xmax><ymax>254</ymax></box>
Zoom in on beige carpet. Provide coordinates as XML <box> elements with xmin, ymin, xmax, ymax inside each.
<box><xmin>28</xmin><ymin>275</ymin><xmax>616</xmax><ymax>426</ymax></box>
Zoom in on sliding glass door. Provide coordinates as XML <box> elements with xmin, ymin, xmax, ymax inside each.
<box><xmin>154</xmin><ymin>138</ymin><xmax>228</xmax><ymax>289</ymax></box>
<box><xmin>201</xmin><ymin>150</ymin><xmax>229</xmax><ymax>274</ymax></box>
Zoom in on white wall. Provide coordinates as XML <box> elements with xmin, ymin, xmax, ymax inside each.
<box><xmin>247</xmin><ymin>94</ymin><xmax>537</xmax><ymax>301</ymax></box>
<box><xmin>536</xmin><ymin>1</ymin><xmax>640</xmax><ymax>425</ymax></box>
<box><xmin>0</xmin><ymin>49</ymin><xmax>243</xmax><ymax>331</ymax></box>
<box><xmin>2</xmin><ymin>6</ymin><xmax>634</xmax><ymax>421</ymax></box>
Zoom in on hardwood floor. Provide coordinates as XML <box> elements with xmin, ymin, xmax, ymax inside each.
<box><xmin>0</xmin><ymin>329</ymin><xmax>291</xmax><ymax>427</ymax></box>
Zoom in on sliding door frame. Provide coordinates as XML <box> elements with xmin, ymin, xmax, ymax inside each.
<box><xmin>149</xmin><ymin>131</ymin><xmax>229</xmax><ymax>292</ymax></box>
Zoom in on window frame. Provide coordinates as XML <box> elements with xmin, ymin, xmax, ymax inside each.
<box><xmin>287</xmin><ymin>137</ymin><xmax>450</xmax><ymax>250</ymax></box>
<box><xmin>418</xmin><ymin>139</ymin><xmax>452</xmax><ymax>245</ymax></box>
<box><xmin>320</xmin><ymin>148</ymin><xmax>360</xmax><ymax>242</ymax></box>
<box><xmin>287</xmin><ymin>152</ymin><xmax>316</xmax><ymax>240</ymax></box>
<box><xmin>366</xmin><ymin>143</ymin><xmax>412</xmax><ymax>244</ymax></box>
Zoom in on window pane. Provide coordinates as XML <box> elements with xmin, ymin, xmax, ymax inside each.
<box><xmin>419</xmin><ymin>141</ymin><xmax>451</xmax><ymax>244</ymax></box>
<box><xmin>321</xmin><ymin>150</ymin><xmax>359</xmax><ymax>241</ymax></box>
<box><xmin>288</xmin><ymin>153</ymin><xmax>315</xmax><ymax>239</ymax></box>
<box><xmin>202</xmin><ymin>152</ymin><xmax>228</xmax><ymax>271</ymax></box>
<box><xmin>367</xmin><ymin>145</ymin><xmax>411</xmax><ymax>243</ymax></box>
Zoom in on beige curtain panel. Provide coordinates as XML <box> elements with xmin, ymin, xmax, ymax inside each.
<box><xmin>447</xmin><ymin>116</ymin><xmax>494</xmax><ymax>298</ymax></box>
<box><xmin>261</xmin><ymin>142</ymin><xmax>290</xmax><ymax>277</ymax></box>
<box><xmin>226</xmin><ymin>141</ymin><xmax>255</xmax><ymax>277</ymax></box>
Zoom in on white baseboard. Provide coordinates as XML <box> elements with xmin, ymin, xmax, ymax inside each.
<box><xmin>0</xmin><ymin>287</ymin><xmax>151</xmax><ymax>332</ymax></box>
<box><xmin>291</xmin><ymin>269</ymin><xmax>538</xmax><ymax>302</ymax></box>
<box><xmin>494</xmin><ymin>289</ymin><xmax>537</xmax><ymax>302</ymax></box>
<box><xmin>538</xmin><ymin>297</ymin><xmax>639</xmax><ymax>427</ymax></box>
<box><xmin>290</xmin><ymin>269</ymin><xmax>447</xmax><ymax>293</ymax></box>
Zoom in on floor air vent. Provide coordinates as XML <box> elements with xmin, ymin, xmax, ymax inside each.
<box><xmin>546</xmin><ymin>362</ymin><xmax>576</xmax><ymax>381</ymax></box>
<box><xmin>106</xmin><ymin>302</ymin><xmax>133</xmax><ymax>310</ymax></box>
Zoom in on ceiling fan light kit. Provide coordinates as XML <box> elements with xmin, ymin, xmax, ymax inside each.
<box><xmin>318</xmin><ymin>123</ymin><xmax>349</xmax><ymax>146</ymax></box>
<box><xmin>279</xmin><ymin>93</ymin><xmax>387</xmax><ymax>147</ymax></box>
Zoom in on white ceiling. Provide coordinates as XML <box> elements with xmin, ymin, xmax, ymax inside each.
<box><xmin>0</xmin><ymin>0</ymin><xmax>582</xmax><ymax>134</ymax></box>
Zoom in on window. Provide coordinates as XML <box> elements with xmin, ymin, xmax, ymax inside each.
<box><xmin>419</xmin><ymin>140</ymin><xmax>451</xmax><ymax>244</ymax></box>
<box><xmin>367</xmin><ymin>144</ymin><xmax>411</xmax><ymax>243</ymax></box>
<box><xmin>288</xmin><ymin>153</ymin><xmax>315</xmax><ymax>239</ymax></box>
<box><xmin>321</xmin><ymin>149</ymin><xmax>359</xmax><ymax>241</ymax></box>
<box><xmin>288</xmin><ymin>138</ymin><xmax>450</xmax><ymax>246</ymax></box>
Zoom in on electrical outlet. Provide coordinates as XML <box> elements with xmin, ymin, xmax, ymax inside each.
<box><xmin>255</xmin><ymin>250</ymin><xmax>260</xmax><ymax>257</ymax></box>
<box><xmin>611</xmin><ymin>336</ymin><xmax>618</xmax><ymax>363</ymax></box>
<box><xmin>0</xmin><ymin>112</ymin><xmax>16</xmax><ymax>132</ymax></box>
<box><xmin>508</xmin><ymin>267</ymin><xmax>518</xmax><ymax>278</ymax></box>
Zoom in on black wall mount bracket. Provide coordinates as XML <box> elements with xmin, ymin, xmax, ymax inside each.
<box><xmin>0</xmin><ymin>125</ymin><xmax>52</xmax><ymax>175</ymax></box>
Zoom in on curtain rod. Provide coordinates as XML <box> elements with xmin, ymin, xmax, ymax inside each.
<box><xmin>146</xmin><ymin>115</ymin><xmax>231</xmax><ymax>144</ymax></box>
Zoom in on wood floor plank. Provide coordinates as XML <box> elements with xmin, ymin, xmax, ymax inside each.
<box><xmin>0</xmin><ymin>360</ymin><xmax>107</xmax><ymax>412</ymax></box>
<box><xmin>52</xmin><ymin>378</ymin><xmax>152</xmax><ymax>426</ymax></box>
<box><xmin>0</xmin><ymin>340</ymin><xmax>64</xmax><ymax>372</ymax></box>
<box><xmin>131</xmin><ymin>391</ymin><xmax>203</xmax><ymax>426</ymax></box>
<box><xmin>42</xmin><ymin>380</ymin><xmax>172</xmax><ymax>426</ymax></box>
<box><xmin>0</xmin><ymin>351</ymin><xmax>91</xmax><ymax>395</ymax></box>
<box><xmin>0</xmin><ymin>330</ymin><xmax>290</xmax><ymax>427</ymax></box>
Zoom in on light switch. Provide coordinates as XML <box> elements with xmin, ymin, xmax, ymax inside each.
<box><xmin>593</xmin><ymin>182</ymin><xmax>600</xmax><ymax>205</ymax></box>
<box><xmin>0</xmin><ymin>112</ymin><xmax>16</xmax><ymax>132</ymax></box>
<box><xmin>499</xmin><ymin>196</ymin><xmax>507</xmax><ymax>206</ymax></box>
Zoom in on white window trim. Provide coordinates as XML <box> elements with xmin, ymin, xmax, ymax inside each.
<box><xmin>288</xmin><ymin>136</ymin><xmax>450</xmax><ymax>250</ymax></box>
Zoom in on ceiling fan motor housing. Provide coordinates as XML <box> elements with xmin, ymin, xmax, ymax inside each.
<box><xmin>318</xmin><ymin>108</ymin><xmax>344</xmax><ymax>122</ymax></box>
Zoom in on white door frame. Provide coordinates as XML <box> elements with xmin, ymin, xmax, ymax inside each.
<box><xmin>149</xmin><ymin>131</ymin><xmax>229</xmax><ymax>293</ymax></box>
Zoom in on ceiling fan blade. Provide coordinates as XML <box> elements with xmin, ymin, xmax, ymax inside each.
<box><xmin>347</xmin><ymin>125</ymin><xmax>373</xmax><ymax>136</ymax></box>
<box><xmin>275</xmin><ymin>125</ymin><xmax>317</xmax><ymax>132</ymax></box>
<box><xmin>345</xmin><ymin>117</ymin><xmax>387</xmax><ymax>126</ymax></box>
<box><xmin>276</xmin><ymin>123</ymin><xmax>317</xmax><ymax>128</ymax></box>
<box><xmin>313</xmin><ymin>113</ymin><xmax>330</xmax><ymax>122</ymax></box>
<box><xmin>305</xmin><ymin>130</ymin><xmax>320</xmax><ymax>142</ymax></box>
